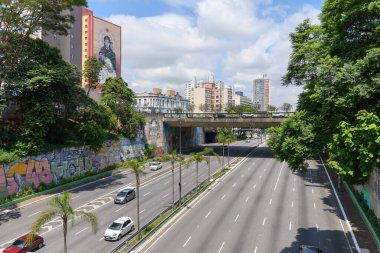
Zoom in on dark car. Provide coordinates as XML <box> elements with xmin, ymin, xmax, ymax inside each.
<box><xmin>4</xmin><ymin>234</ymin><xmax>44</xmax><ymax>253</ymax></box>
<box><xmin>114</xmin><ymin>188</ymin><xmax>136</xmax><ymax>204</ymax></box>
<box><xmin>299</xmin><ymin>245</ymin><xmax>322</xmax><ymax>253</ymax></box>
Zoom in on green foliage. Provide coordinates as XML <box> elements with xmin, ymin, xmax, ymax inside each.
<box><xmin>328</xmin><ymin>111</ymin><xmax>380</xmax><ymax>184</ymax></box>
<box><xmin>144</xmin><ymin>144</ymin><xmax>155</xmax><ymax>158</ymax></box>
<box><xmin>226</xmin><ymin>104</ymin><xmax>258</xmax><ymax>113</ymax></box>
<box><xmin>268</xmin><ymin>0</ymin><xmax>380</xmax><ymax>183</ymax></box>
<box><xmin>83</xmin><ymin>56</ymin><xmax>103</xmax><ymax>95</ymax></box>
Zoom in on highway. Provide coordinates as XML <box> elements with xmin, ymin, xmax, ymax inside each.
<box><xmin>139</xmin><ymin>146</ymin><xmax>356</xmax><ymax>253</ymax></box>
<box><xmin>0</xmin><ymin>140</ymin><xmax>257</xmax><ymax>253</ymax></box>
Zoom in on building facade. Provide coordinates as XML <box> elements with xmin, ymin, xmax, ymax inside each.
<box><xmin>253</xmin><ymin>74</ymin><xmax>270</xmax><ymax>111</ymax></box>
<box><xmin>135</xmin><ymin>88</ymin><xmax>190</xmax><ymax>114</ymax></box>
<box><xmin>232</xmin><ymin>91</ymin><xmax>253</xmax><ymax>106</ymax></box>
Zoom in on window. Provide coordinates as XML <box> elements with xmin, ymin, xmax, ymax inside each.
<box><xmin>85</xmin><ymin>36</ymin><xmax>87</xmax><ymax>40</ymax></box>
<box><xmin>84</xmin><ymin>49</ymin><xmax>87</xmax><ymax>52</ymax></box>
<box><xmin>85</xmin><ymin>31</ymin><xmax>87</xmax><ymax>34</ymax></box>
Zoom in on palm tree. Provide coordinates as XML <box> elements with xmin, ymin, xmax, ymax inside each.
<box><xmin>159</xmin><ymin>150</ymin><xmax>181</xmax><ymax>204</ymax></box>
<box><xmin>188</xmin><ymin>150</ymin><xmax>208</xmax><ymax>187</ymax></box>
<box><xmin>282</xmin><ymin>103</ymin><xmax>293</xmax><ymax>114</ymax></box>
<box><xmin>29</xmin><ymin>192</ymin><xmax>98</xmax><ymax>253</ymax></box>
<box><xmin>225</xmin><ymin>134</ymin><xmax>235</xmax><ymax>167</ymax></box>
<box><xmin>217</xmin><ymin>134</ymin><xmax>227</xmax><ymax>168</ymax></box>
<box><xmin>268</xmin><ymin>105</ymin><xmax>277</xmax><ymax>112</ymax></box>
<box><xmin>124</xmin><ymin>159</ymin><xmax>146</xmax><ymax>240</ymax></box>
<box><xmin>203</xmin><ymin>147</ymin><xmax>221</xmax><ymax>180</ymax></box>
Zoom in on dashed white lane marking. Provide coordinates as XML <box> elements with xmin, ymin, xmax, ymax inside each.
<box><xmin>316</xmin><ymin>224</ymin><xmax>319</xmax><ymax>232</ymax></box>
<box><xmin>294</xmin><ymin>178</ymin><xmax>296</xmax><ymax>182</ymax></box>
<box><xmin>253</xmin><ymin>184</ymin><xmax>256</xmax><ymax>189</ymax></box>
<box><xmin>262</xmin><ymin>217</ymin><xmax>266</xmax><ymax>226</ymax></box>
<box><xmin>164</xmin><ymin>181</ymin><xmax>169</xmax><ymax>185</ymax></box>
<box><xmin>183</xmin><ymin>182</ymin><xmax>187</xmax><ymax>185</ymax></box>
<box><xmin>254</xmin><ymin>246</ymin><xmax>258</xmax><ymax>253</ymax></box>
<box><xmin>269</xmin><ymin>199</ymin><xmax>272</xmax><ymax>205</ymax></box>
<box><xmin>75</xmin><ymin>227</ymin><xmax>88</xmax><ymax>235</ymax></box>
<box><xmin>248</xmin><ymin>167</ymin><xmax>251</xmax><ymax>171</ymax></box>
<box><xmin>115</xmin><ymin>206</ymin><xmax>126</xmax><ymax>212</ymax></box>
<box><xmin>139</xmin><ymin>209</ymin><xmax>145</xmax><ymax>214</ymax></box>
<box><xmin>235</xmin><ymin>214</ymin><xmax>239</xmax><ymax>222</ymax></box>
<box><xmin>314</xmin><ymin>202</ymin><xmax>316</xmax><ymax>208</ymax></box>
<box><xmin>183</xmin><ymin>236</ymin><xmax>191</xmax><ymax>247</ymax></box>
<box><xmin>28</xmin><ymin>211</ymin><xmax>42</xmax><ymax>217</ymax></box>
<box><xmin>264</xmin><ymin>168</ymin><xmax>267</xmax><ymax>171</ymax></box>
<box><xmin>241</xmin><ymin>174</ymin><xmax>245</xmax><ymax>178</ymax></box>
<box><xmin>245</xmin><ymin>197</ymin><xmax>249</xmax><ymax>203</ymax></box>
<box><xmin>162</xmin><ymin>193</ymin><xmax>169</xmax><ymax>199</ymax></box>
<box><xmin>289</xmin><ymin>222</ymin><xmax>292</xmax><ymax>231</ymax></box>
<box><xmin>144</xmin><ymin>192</ymin><xmax>151</xmax><ymax>196</ymax></box>
<box><xmin>205</xmin><ymin>211</ymin><xmax>211</xmax><ymax>218</ymax></box>
<box><xmin>312</xmin><ymin>188</ymin><xmax>314</xmax><ymax>194</ymax></box>
<box><xmin>259</xmin><ymin>175</ymin><xmax>262</xmax><ymax>179</ymax></box>
<box><xmin>273</xmin><ymin>161</ymin><xmax>285</xmax><ymax>191</ymax></box>
<box><xmin>218</xmin><ymin>241</ymin><xmax>225</xmax><ymax>253</ymax></box>
<box><xmin>221</xmin><ymin>194</ymin><xmax>226</xmax><ymax>200</ymax></box>
<box><xmin>99</xmin><ymin>237</ymin><xmax>103</xmax><ymax>241</ymax></box>
<box><xmin>292</xmin><ymin>201</ymin><xmax>294</xmax><ymax>207</ymax></box>
<box><xmin>293</xmin><ymin>187</ymin><xmax>295</xmax><ymax>192</ymax></box>
<box><xmin>233</xmin><ymin>183</ymin><xmax>236</xmax><ymax>188</ymax></box>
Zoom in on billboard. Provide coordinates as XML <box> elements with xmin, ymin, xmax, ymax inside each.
<box><xmin>93</xmin><ymin>17</ymin><xmax>121</xmax><ymax>84</ymax></box>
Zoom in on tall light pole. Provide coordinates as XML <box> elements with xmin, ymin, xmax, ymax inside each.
<box><xmin>179</xmin><ymin>113</ymin><xmax>182</xmax><ymax>205</ymax></box>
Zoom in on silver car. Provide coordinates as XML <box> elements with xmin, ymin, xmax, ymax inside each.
<box><xmin>114</xmin><ymin>188</ymin><xmax>135</xmax><ymax>204</ymax></box>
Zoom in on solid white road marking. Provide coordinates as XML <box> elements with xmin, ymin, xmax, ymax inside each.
<box><xmin>269</xmin><ymin>199</ymin><xmax>272</xmax><ymax>205</ymax></box>
<box><xmin>221</xmin><ymin>194</ymin><xmax>226</xmax><ymax>200</ymax></box>
<box><xmin>218</xmin><ymin>242</ymin><xmax>225</xmax><ymax>253</ymax></box>
<box><xmin>144</xmin><ymin>192</ymin><xmax>151</xmax><ymax>196</ymax></box>
<box><xmin>262</xmin><ymin>217</ymin><xmax>266</xmax><ymax>226</ymax></box>
<box><xmin>183</xmin><ymin>236</ymin><xmax>191</xmax><ymax>247</ymax></box>
<box><xmin>235</xmin><ymin>214</ymin><xmax>239</xmax><ymax>222</ymax></box>
<box><xmin>205</xmin><ymin>211</ymin><xmax>211</xmax><ymax>218</ymax></box>
<box><xmin>289</xmin><ymin>222</ymin><xmax>292</xmax><ymax>231</ymax></box>
<box><xmin>75</xmin><ymin>227</ymin><xmax>88</xmax><ymax>235</ymax></box>
<box><xmin>28</xmin><ymin>211</ymin><xmax>42</xmax><ymax>217</ymax></box>
<box><xmin>273</xmin><ymin>161</ymin><xmax>285</xmax><ymax>191</ymax></box>
<box><xmin>139</xmin><ymin>209</ymin><xmax>145</xmax><ymax>214</ymax></box>
<box><xmin>115</xmin><ymin>206</ymin><xmax>125</xmax><ymax>212</ymax></box>
<box><xmin>246</xmin><ymin>197</ymin><xmax>249</xmax><ymax>203</ymax></box>
<box><xmin>162</xmin><ymin>193</ymin><xmax>169</xmax><ymax>199</ymax></box>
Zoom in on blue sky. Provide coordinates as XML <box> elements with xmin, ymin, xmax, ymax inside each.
<box><xmin>87</xmin><ymin>0</ymin><xmax>324</xmax><ymax>107</ymax></box>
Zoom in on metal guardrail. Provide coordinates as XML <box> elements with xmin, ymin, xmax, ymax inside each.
<box><xmin>163</xmin><ymin>112</ymin><xmax>294</xmax><ymax>119</ymax></box>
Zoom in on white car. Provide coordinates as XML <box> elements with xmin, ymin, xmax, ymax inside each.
<box><xmin>104</xmin><ymin>217</ymin><xmax>134</xmax><ymax>241</ymax></box>
<box><xmin>149</xmin><ymin>161</ymin><xmax>162</xmax><ymax>171</ymax></box>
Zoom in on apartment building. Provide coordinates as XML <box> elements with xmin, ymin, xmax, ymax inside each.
<box><xmin>253</xmin><ymin>74</ymin><xmax>270</xmax><ymax>111</ymax></box>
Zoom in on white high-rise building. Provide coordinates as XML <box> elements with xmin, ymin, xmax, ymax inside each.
<box><xmin>253</xmin><ymin>74</ymin><xmax>270</xmax><ymax>111</ymax></box>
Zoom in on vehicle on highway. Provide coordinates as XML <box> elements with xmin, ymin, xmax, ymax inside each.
<box><xmin>104</xmin><ymin>217</ymin><xmax>134</xmax><ymax>241</ymax></box>
<box><xmin>4</xmin><ymin>234</ymin><xmax>44</xmax><ymax>253</ymax></box>
<box><xmin>149</xmin><ymin>161</ymin><xmax>162</xmax><ymax>171</ymax></box>
<box><xmin>299</xmin><ymin>245</ymin><xmax>322</xmax><ymax>252</ymax></box>
<box><xmin>114</xmin><ymin>188</ymin><xmax>135</xmax><ymax>204</ymax></box>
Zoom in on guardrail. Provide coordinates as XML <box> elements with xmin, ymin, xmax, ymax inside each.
<box><xmin>163</xmin><ymin>112</ymin><xmax>294</xmax><ymax>119</ymax></box>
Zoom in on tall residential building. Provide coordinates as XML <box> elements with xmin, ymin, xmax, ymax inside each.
<box><xmin>253</xmin><ymin>74</ymin><xmax>270</xmax><ymax>111</ymax></box>
<box><xmin>232</xmin><ymin>91</ymin><xmax>253</xmax><ymax>107</ymax></box>
<box><xmin>192</xmin><ymin>81</ymin><xmax>232</xmax><ymax>113</ymax></box>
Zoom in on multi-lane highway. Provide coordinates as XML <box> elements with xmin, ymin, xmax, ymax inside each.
<box><xmin>0</xmin><ymin>140</ymin><xmax>256</xmax><ymax>253</ymax></box>
<box><xmin>138</xmin><ymin>145</ymin><xmax>356</xmax><ymax>253</ymax></box>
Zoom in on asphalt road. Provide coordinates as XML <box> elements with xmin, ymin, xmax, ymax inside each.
<box><xmin>0</xmin><ymin>140</ymin><xmax>258</xmax><ymax>253</ymax></box>
<box><xmin>139</xmin><ymin>145</ymin><xmax>356</xmax><ymax>253</ymax></box>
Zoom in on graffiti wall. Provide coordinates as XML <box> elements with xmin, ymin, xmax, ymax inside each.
<box><xmin>0</xmin><ymin>138</ymin><xmax>144</xmax><ymax>200</ymax></box>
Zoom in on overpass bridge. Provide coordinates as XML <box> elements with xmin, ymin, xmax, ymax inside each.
<box><xmin>163</xmin><ymin>112</ymin><xmax>292</xmax><ymax>128</ymax></box>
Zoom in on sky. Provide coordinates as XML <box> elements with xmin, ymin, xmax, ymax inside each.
<box><xmin>87</xmin><ymin>0</ymin><xmax>324</xmax><ymax>108</ymax></box>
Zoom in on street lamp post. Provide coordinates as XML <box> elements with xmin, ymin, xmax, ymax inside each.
<box><xmin>179</xmin><ymin>113</ymin><xmax>182</xmax><ymax>205</ymax></box>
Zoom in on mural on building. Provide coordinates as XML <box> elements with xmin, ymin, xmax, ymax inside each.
<box><xmin>0</xmin><ymin>138</ymin><xmax>144</xmax><ymax>200</ymax></box>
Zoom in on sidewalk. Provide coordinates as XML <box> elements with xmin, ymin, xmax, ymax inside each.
<box><xmin>320</xmin><ymin>159</ymin><xmax>379</xmax><ymax>253</ymax></box>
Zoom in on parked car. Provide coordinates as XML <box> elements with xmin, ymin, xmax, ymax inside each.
<box><xmin>4</xmin><ymin>234</ymin><xmax>44</xmax><ymax>253</ymax></box>
<box><xmin>149</xmin><ymin>161</ymin><xmax>162</xmax><ymax>171</ymax></box>
<box><xmin>299</xmin><ymin>245</ymin><xmax>322</xmax><ymax>253</ymax></box>
<box><xmin>104</xmin><ymin>217</ymin><xmax>134</xmax><ymax>241</ymax></box>
<box><xmin>114</xmin><ymin>188</ymin><xmax>135</xmax><ymax>204</ymax></box>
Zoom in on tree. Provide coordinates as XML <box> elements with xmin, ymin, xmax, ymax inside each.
<box><xmin>123</xmin><ymin>159</ymin><xmax>146</xmax><ymax>239</ymax></box>
<box><xmin>83</xmin><ymin>56</ymin><xmax>103</xmax><ymax>96</ymax></box>
<box><xmin>188</xmin><ymin>150</ymin><xmax>208</xmax><ymax>187</ymax></box>
<box><xmin>186</xmin><ymin>103</ymin><xmax>195</xmax><ymax>112</ymax></box>
<box><xmin>268</xmin><ymin>105</ymin><xmax>277</xmax><ymax>112</ymax></box>
<box><xmin>29</xmin><ymin>192</ymin><xmax>98</xmax><ymax>253</ymax></box>
<box><xmin>281</xmin><ymin>103</ymin><xmax>293</xmax><ymax>112</ymax></box>
<box><xmin>217</xmin><ymin>128</ymin><xmax>235</xmax><ymax>168</ymax></box>
<box><xmin>198</xmin><ymin>103</ymin><xmax>209</xmax><ymax>113</ymax></box>
<box><xmin>268</xmin><ymin>0</ymin><xmax>380</xmax><ymax>183</ymax></box>
<box><xmin>173</xmin><ymin>107</ymin><xmax>183</xmax><ymax>114</ymax></box>
<box><xmin>159</xmin><ymin>150</ymin><xmax>181</xmax><ymax>204</ymax></box>
<box><xmin>226</xmin><ymin>104</ymin><xmax>258</xmax><ymax>114</ymax></box>
<box><xmin>202</xmin><ymin>147</ymin><xmax>221</xmax><ymax>180</ymax></box>
<box><xmin>101</xmin><ymin>77</ymin><xmax>145</xmax><ymax>139</ymax></box>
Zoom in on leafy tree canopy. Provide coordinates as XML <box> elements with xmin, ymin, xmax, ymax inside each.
<box><xmin>226</xmin><ymin>105</ymin><xmax>258</xmax><ymax>113</ymax></box>
<box><xmin>268</xmin><ymin>0</ymin><xmax>380</xmax><ymax>183</ymax></box>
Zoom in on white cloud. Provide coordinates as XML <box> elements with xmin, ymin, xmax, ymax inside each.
<box><xmin>105</xmin><ymin>0</ymin><xmax>321</xmax><ymax>108</ymax></box>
